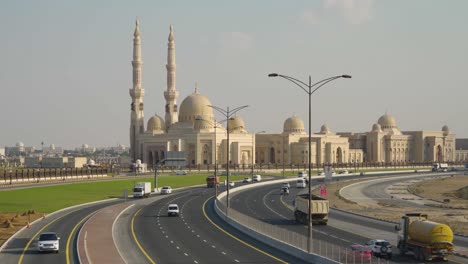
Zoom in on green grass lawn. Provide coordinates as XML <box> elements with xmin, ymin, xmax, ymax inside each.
<box><xmin>0</xmin><ymin>174</ymin><xmax>245</xmax><ymax>213</ymax></box>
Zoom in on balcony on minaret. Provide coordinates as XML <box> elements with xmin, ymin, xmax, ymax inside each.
<box><xmin>130</xmin><ymin>88</ymin><xmax>145</xmax><ymax>98</ymax></box>
<box><xmin>164</xmin><ymin>90</ymin><xmax>179</xmax><ymax>101</ymax></box>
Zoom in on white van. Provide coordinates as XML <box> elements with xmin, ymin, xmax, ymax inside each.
<box><xmin>252</xmin><ymin>175</ymin><xmax>262</xmax><ymax>182</ymax></box>
<box><xmin>296</xmin><ymin>178</ymin><xmax>307</xmax><ymax>188</ymax></box>
<box><xmin>298</xmin><ymin>171</ymin><xmax>307</xmax><ymax>177</ymax></box>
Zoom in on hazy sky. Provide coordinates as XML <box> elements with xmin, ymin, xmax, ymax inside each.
<box><xmin>1</xmin><ymin>0</ymin><xmax>468</xmax><ymax>149</ymax></box>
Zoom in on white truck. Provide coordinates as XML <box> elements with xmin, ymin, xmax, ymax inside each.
<box><xmin>432</xmin><ymin>163</ymin><xmax>448</xmax><ymax>172</ymax></box>
<box><xmin>293</xmin><ymin>193</ymin><xmax>329</xmax><ymax>225</ymax></box>
<box><xmin>133</xmin><ymin>182</ymin><xmax>151</xmax><ymax>198</ymax></box>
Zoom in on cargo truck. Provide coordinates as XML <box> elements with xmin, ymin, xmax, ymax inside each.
<box><xmin>432</xmin><ymin>163</ymin><xmax>448</xmax><ymax>172</ymax></box>
<box><xmin>395</xmin><ymin>213</ymin><xmax>454</xmax><ymax>261</ymax></box>
<box><xmin>133</xmin><ymin>182</ymin><xmax>151</xmax><ymax>198</ymax></box>
<box><xmin>293</xmin><ymin>193</ymin><xmax>329</xmax><ymax>225</ymax></box>
<box><xmin>206</xmin><ymin>176</ymin><xmax>220</xmax><ymax>188</ymax></box>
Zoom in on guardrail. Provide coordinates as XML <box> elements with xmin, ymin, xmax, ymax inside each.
<box><xmin>214</xmin><ymin>177</ymin><xmax>392</xmax><ymax>263</ymax></box>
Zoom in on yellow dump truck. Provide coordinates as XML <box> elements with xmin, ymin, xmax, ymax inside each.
<box><xmin>293</xmin><ymin>193</ymin><xmax>329</xmax><ymax>225</ymax></box>
<box><xmin>395</xmin><ymin>213</ymin><xmax>454</xmax><ymax>261</ymax></box>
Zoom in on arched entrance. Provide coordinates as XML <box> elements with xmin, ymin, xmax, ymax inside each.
<box><xmin>436</xmin><ymin>145</ymin><xmax>443</xmax><ymax>162</ymax></box>
<box><xmin>336</xmin><ymin>147</ymin><xmax>343</xmax><ymax>163</ymax></box>
<box><xmin>202</xmin><ymin>144</ymin><xmax>210</xmax><ymax>165</ymax></box>
<box><xmin>270</xmin><ymin>147</ymin><xmax>276</xmax><ymax>164</ymax></box>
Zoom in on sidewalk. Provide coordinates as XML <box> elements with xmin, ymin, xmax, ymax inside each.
<box><xmin>77</xmin><ymin>202</ymin><xmax>132</xmax><ymax>264</ymax></box>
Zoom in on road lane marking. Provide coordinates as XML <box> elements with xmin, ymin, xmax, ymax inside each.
<box><xmin>66</xmin><ymin>211</ymin><xmax>97</xmax><ymax>264</ymax></box>
<box><xmin>18</xmin><ymin>209</ymin><xmax>78</xmax><ymax>264</ymax></box>
<box><xmin>131</xmin><ymin>207</ymin><xmax>156</xmax><ymax>264</ymax></box>
<box><xmin>202</xmin><ymin>196</ymin><xmax>288</xmax><ymax>264</ymax></box>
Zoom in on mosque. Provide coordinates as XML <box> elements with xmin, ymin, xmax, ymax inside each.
<box><xmin>129</xmin><ymin>21</ymin><xmax>457</xmax><ymax>169</ymax></box>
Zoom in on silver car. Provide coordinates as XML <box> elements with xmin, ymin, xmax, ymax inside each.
<box><xmin>37</xmin><ymin>232</ymin><xmax>60</xmax><ymax>253</ymax></box>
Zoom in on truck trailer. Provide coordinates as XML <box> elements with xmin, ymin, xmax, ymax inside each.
<box><xmin>395</xmin><ymin>213</ymin><xmax>454</xmax><ymax>261</ymax></box>
<box><xmin>133</xmin><ymin>182</ymin><xmax>151</xmax><ymax>198</ymax></box>
<box><xmin>293</xmin><ymin>193</ymin><xmax>329</xmax><ymax>225</ymax></box>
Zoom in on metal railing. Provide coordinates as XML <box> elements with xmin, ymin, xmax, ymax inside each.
<box><xmin>215</xmin><ymin>197</ymin><xmax>391</xmax><ymax>264</ymax></box>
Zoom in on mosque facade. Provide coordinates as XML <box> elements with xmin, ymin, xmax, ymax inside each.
<box><xmin>129</xmin><ymin>22</ymin><xmax>458</xmax><ymax>169</ymax></box>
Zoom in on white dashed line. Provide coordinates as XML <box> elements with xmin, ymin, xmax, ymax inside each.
<box><xmin>170</xmin><ymin>241</ymin><xmax>174</xmax><ymax>244</ymax></box>
<box><xmin>221</xmin><ymin>252</ymin><xmax>226</xmax><ymax>255</ymax></box>
<box><xmin>211</xmin><ymin>245</ymin><xmax>216</xmax><ymax>248</ymax></box>
<box><xmin>235</xmin><ymin>260</ymin><xmax>240</xmax><ymax>262</ymax></box>
<box><xmin>184</xmin><ymin>253</ymin><xmax>188</xmax><ymax>256</ymax></box>
<box><xmin>203</xmin><ymin>240</ymin><xmax>207</xmax><ymax>243</ymax></box>
<box><xmin>176</xmin><ymin>246</ymin><xmax>180</xmax><ymax>250</ymax></box>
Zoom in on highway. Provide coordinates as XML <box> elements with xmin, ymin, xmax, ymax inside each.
<box><xmin>229</xmin><ymin>177</ymin><xmax>467</xmax><ymax>263</ymax></box>
<box><xmin>126</xmin><ymin>186</ymin><xmax>307</xmax><ymax>263</ymax></box>
<box><xmin>0</xmin><ymin>199</ymin><xmax>122</xmax><ymax>264</ymax></box>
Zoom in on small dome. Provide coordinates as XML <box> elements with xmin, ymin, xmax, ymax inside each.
<box><xmin>372</xmin><ymin>123</ymin><xmax>382</xmax><ymax>132</ymax></box>
<box><xmin>88</xmin><ymin>159</ymin><xmax>95</xmax><ymax>165</ymax></box>
<box><xmin>378</xmin><ymin>114</ymin><xmax>397</xmax><ymax>129</ymax></box>
<box><xmin>179</xmin><ymin>90</ymin><xmax>214</xmax><ymax>125</ymax></box>
<box><xmin>82</xmin><ymin>144</ymin><xmax>89</xmax><ymax>148</ymax></box>
<box><xmin>320</xmin><ymin>124</ymin><xmax>331</xmax><ymax>134</ymax></box>
<box><xmin>442</xmin><ymin>125</ymin><xmax>450</xmax><ymax>135</ymax></box>
<box><xmin>147</xmin><ymin>114</ymin><xmax>165</xmax><ymax>132</ymax></box>
<box><xmin>283</xmin><ymin>116</ymin><xmax>305</xmax><ymax>134</ymax></box>
<box><xmin>228</xmin><ymin>116</ymin><xmax>247</xmax><ymax>133</ymax></box>
<box><xmin>16</xmin><ymin>142</ymin><xmax>24</xmax><ymax>147</ymax></box>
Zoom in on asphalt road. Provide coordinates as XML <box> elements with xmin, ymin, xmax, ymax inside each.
<box><xmin>130</xmin><ymin>186</ymin><xmax>308</xmax><ymax>264</ymax></box>
<box><xmin>230</xmin><ymin>178</ymin><xmax>466</xmax><ymax>263</ymax></box>
<box><xmin>0</xmin><ymin>199</ymin><xmax>123</xmax><ymax>264</ymax></box>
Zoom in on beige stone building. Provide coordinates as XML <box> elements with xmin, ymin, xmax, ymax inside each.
<box><xmin>129</xmin><ymin>21</ymin><xmax>459</xmax><ymax>169</ymax></box>
<box><xmin>129</xmin><ymin>22</ymin><xmax>253</xmax><ymax>168</ymax></box>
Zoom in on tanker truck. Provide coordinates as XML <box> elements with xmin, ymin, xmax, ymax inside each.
<box><xmin>395</xmin><ymin>213</ymin><xmax>454</xmax><ymax>261</ymax></box>
<box><xmin>293</xmin><ymin>193</ymin><xmax>329</xmax><ymax>225</ymax></box>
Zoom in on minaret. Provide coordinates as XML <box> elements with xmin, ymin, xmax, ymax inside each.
<box><xmin>129</xmin><ymin>19</ymin><xmax>145</xmax><ymax>162</ymax></box>
<box><xmin>164</xmin><ymin>25</ymin><xmax>179</xmax><ymax>130</ymax></box>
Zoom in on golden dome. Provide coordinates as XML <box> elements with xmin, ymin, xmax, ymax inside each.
<box><xmin>228</xmin><ymin>115</ymin><xmax>247</xmax><ymax>133</ymax></box>
<box><xmin>179</xmin><ymin>91</ymin><xmax>214</xmax><ymax>124</ymax></box>
<box><xmin>147</xmin><ymin>114</ymin><xmax>165</xmax><ymax>132</ymax></box>
<box><xmin>378</xmin><ymin>114</ymin><xmax>397</xmax><ymax>129</ymax></box>
<box><xmin>283</xmin><ymin>115</ymin><xmax>305</xmax><ymax>134</ymax></box>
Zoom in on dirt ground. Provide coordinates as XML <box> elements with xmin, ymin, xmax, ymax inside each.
<box><xmin>0</xmin><ymin>211</ymin><xmax>44</xmax><ymax>247</ymax></box>
<box><xmin>314</xmin><ymin>175</ymin><xmax>468</xmax><ymax>236</ymax></box>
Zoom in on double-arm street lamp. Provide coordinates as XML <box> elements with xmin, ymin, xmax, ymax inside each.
<box><xmin>208</xmin><ymin>104</ymin><xmax>249</xmax><ymax>216</ymax></box>
<box><xmin>251</xmin><ymin>131</ymin><xmax>265</xmax><ymax>182</ymax></box>
<box><xmin>268</xmin><ymin>73</ymin><xmax>351</xmax><ymax>253</ymax></box>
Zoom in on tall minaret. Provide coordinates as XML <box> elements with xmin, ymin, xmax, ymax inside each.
<box><xmin>164</xmin><ymin>25</ymin><xmax>179</xmax><ymax>130</ymax></box>
<box><xmin>129</xmin><ymin>20</ymin><xmax>145</xmax><ymax>162</ymax></box>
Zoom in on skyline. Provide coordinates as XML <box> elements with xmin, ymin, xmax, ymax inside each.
<box><xmin>2</xmin><ymin>0</ymin><xmax>468</xmax><ymax>149</ymax></box>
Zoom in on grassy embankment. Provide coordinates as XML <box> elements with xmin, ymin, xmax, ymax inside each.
<box><xmin>0</xmin><ymin>174</ymin><xmax>244</xmax><ymax>246</ymax></box>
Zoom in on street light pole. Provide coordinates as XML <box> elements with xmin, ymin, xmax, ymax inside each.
<box><xmin>268</xmin><ymin>73</ymin><xmax>351</xmax><ymax>253</ymax></box>
<box><xmin>208</xmin><ymin>104</ymin><xmax>249</xmax><ymax>215</ymax></box>
<box><xmin>251</xmin><ymin>131</ymin><xmax>265</xmax><ymax>182</ymax></box>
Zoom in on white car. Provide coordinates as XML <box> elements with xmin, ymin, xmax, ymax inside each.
<box><xmin>175</xmin><ymin>170</ymin><xmax>187</xmax><ymax>175</ymax></box>
<box><xmin>229</xmin><ymin>181</ymin><xmax>235</xmax><ymax>187</ymax></box>
<box><xmin>242</xmin><ymin>177</ymin><xmax>252</xmax><ymax>183</ymax></box>
<box><xmin>167</xmin><ymin>204</ymin><xmax>179</xmax><ymax>216</ymax></box>
<box><xmin>252</xmin><ymin>175</ymin><xmax>262</xmax><ymax>182</ymax></box>
<box><xmin>282</xmin><ymin>182</ymin><xmax>290</xmax><ymax>188</ymax></box>
<box><xmin>339</xmin><ymin>170</ymin><xmax>349</xmax><ymax>174</ymax></box>
<box><xmin>160</xmin><ymin>186</ymin><xmax>172</xmax><ymax>194</ymax></box>
<box><xmin>366</xmin><ymin>239</ymin><xmax>392</xmax><ymax>259</ymax></box>
<box><xmin>37</xmin><ymin>232</ymin><xmax>60</xmax><ymax>253</ymax></box>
